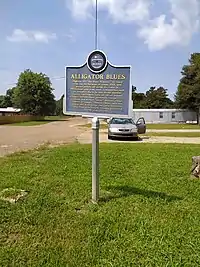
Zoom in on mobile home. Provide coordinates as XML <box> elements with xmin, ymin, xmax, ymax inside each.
<box><xmin>132</xmin><ymin>109</ymin><xmax>196</xmax><ymax>124</ymax></box>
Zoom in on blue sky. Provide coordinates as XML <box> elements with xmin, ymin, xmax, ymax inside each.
<box><xmin>0</xmin><ymin>0</ymin><xmax>199</xmax><ymax>100</ymax></box>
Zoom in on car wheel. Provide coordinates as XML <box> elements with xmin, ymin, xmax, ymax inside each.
<box><xmin>108</xmin><ymin>135</ymin><xmax>111</xmax><ymax>140</ymax></box>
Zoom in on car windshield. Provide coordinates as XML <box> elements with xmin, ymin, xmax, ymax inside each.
<box><xmin>110</xmin><ymin>118</ymin><xmax>134</xmax><ymax>124</ymax></box>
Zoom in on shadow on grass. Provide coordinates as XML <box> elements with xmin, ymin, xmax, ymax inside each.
<box><xmin>100</xmin><ymin>185</ymin><xmax>182</xmax><ymax>203</ymax></box>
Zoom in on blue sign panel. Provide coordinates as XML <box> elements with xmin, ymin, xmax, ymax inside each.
<box><xmin>64</xmin><ymin>50</ymin><xmax>131</xmax><ymax>117</ymax></box>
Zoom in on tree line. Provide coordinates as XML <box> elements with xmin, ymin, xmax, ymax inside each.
<box><xmin>0</xmin><ymin>69</ymin><xmax>63</xmax><ymax>116</ymax></box>
<box><xmin>132</xmin><ymin>52</ymin><xmax>200</xmax><ymax>123</ymax></box>
<box><xmin>0</xmin><ymin>53</ymin><xmax>200</xmax><ymax>121</ymax></box>
<box><xmin>132</xmin><ymin>86</ymin><xmax>174</xmax><ymax>109</ymax></box>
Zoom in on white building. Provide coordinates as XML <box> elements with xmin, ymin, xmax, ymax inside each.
<box><xmin>132</xmin><ymin>109</ymin><xmax>197</xmax><ymax>124</ymax></box>
<box><xmin>0</xmin><ymin>107</ymin><xmax>21</xmax><ymax>116</ymax></box>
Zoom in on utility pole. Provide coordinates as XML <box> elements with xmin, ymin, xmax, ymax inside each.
<box><xmin>95</xmin><ymin>0</ymin><xmax>98</xmax><ymax>50</ymax></box>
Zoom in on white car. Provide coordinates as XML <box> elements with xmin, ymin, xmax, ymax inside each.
<box><xmin>107</xmin><ymin>117</ymin><xmax>146</xmax><ymax>140</ymax></box>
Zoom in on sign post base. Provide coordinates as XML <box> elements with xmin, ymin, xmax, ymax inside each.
<box><xmin>92</xmin><ymin>117</ymin><xmax>100</xmax><ymax>203</ymax></box>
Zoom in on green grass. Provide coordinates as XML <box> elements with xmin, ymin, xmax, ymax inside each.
<box><xmin>81</xmin><ymin>123</ymin><xmax>108</xmax><ymax>129</ymax></box>
<box><xmin>0</xmin><ymin>188</ymin><xmax>24</xmax><ymax>199</ymax></box>
<box><xmin>1</xmin><ymin>143</ymin><xmax>200</xmax><ymax>266</ymax></box>
<box><xmin>143</xmin><ymin>132</ymin><xmax>200</xmax><ymax>138</ymax></box>
<box><xmin>7</xmin><ymin>116</ymin><xmax>68</xmax><ymax>126</ymax></box>
<box><xmin>81</xmin><ymin>123</ymin><xmax>200</xmax><ymax>130</ymax></box>
<box><xmin>147</xmin><ymin>123</ymin><xmax>200</xmax><ymax>129</ymax></box>
<box><xmin>8</xmin><ymin>121</ymin><xmax>50</xmax><ymax>126</ymax></box>
<box><xmin>44</xmin><ymin>115</ymin><xmax>68</xmax><ymax>121</ymax></box>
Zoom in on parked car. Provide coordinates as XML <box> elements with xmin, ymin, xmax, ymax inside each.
<box><xmin>107</xmin><ymin>117</ymin><xmax>146</xmax><ymax>140</ymax></box>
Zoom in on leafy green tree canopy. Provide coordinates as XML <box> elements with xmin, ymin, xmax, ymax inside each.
<box><xmin>0</xmin><ymin>87</ymin><xmax>16</xmax><ymax>108</ymax></box>
<box><xmin>132</xmin><ymin>86</ymin><xmax>146</xmax><ymax>108</ymax></box>
<box><xmin>0</xmin><ymin>95</ymin><xmax>6</xmax><ymax>108</ymax></box>
<box><xmin>13</xmin><ymin>69</ymin><xmax>56</xmax><ymax>116</ymax></box>
<box><xmin>175</xmin><ymin>53</ymin><xmax>200</xmax><ymax>124</ymax></box>
<box><xmin>55</xmin><ymin>95</ymin><xmax>64</xmax><ymax>116</ymax></box>
<box><xmin>175</xmin><ymin>53</ymin><xmax>200</xmax><ymax>110</ymax></box>
<box><xmin>132</xmin><ymin>85</ymin><xmax>173</xmax><ymax>109</ymax></box>
<box><xmin>145</xmin><ymin>86</ymin><xmax>173</xmax><ymax>108</ymax></box>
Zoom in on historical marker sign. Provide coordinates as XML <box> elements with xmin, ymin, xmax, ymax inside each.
<box><xmin>64</xmin><ymin>50</ymin><xmax>131</xmax><ymax>118</ymax></box>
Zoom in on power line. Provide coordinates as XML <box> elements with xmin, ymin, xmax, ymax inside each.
<box><xmin>51</xmin><ymin>76</ymin><xmax>65</xmax><ymax>80</ymax></box>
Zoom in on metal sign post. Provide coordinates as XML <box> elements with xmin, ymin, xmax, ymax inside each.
<box><xmin>92</xmin><ymin>117</ymin><xmax>100</xmax><ymax>202</ymax></box>
<box><xmin>63</xmin><ymin>0</ymin><xmax>131</xmax><ymax>203</ymax></box>
<box><xmin>64</xmin><ymin>51</ymin><xmax>131</xmax><ymax>204</ymax></box>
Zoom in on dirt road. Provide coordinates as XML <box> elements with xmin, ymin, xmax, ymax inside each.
<box><xmin>1</xmin><ymin>118</ymin><xmax>200</xmax><ymax>157</ymax></box>
<box><xmin>0</xmin><ymin>118</ymin><xmax>87</xmax><ymax>157</ymax></box>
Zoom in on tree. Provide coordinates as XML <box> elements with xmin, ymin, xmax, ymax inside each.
<box><xmin>0</xmin><ymin>88</ymin><xmax>17</xmax><ymax>108</ymax></box>
<box><xmin>0</xmin><ymin>95</ymin><xmax>6</xmax><ymax>107</ymax></box>
<box><xmin>4</xmin><ymin>87</ymin><xmax>16</xmax><ymax>107</ymax></box>
<box><xmin>133</xmin><ymin>92</ymin><xmax>147</xmax><ymax>108</ymax></box>
<box><xmin>132</xmin><ymin>86</ymin><xmax>147</xmax><ymax>108</ymax></box>
<box><xmin>55</xmin><ymin>95</ymin><xmax>64</xmax><ymax>116</ymax></box>
<box><xmin>132</xmin><ymin>85</ymin><xmax>173</xmax><ymax>109</ymax></box>
<box><xmin>13</xmin><ymin>69</ymin><xmax>56</xmax><ymax>116</ymax></box>
<box><xmin>175</xmin><ymin>53</ymin><xmax>200</xmax><ymax>124</ymax></box>
<box><xmin>145</xmin><ymin>86</ymin><xmax>174</xmax><ymax>108</ymax></box>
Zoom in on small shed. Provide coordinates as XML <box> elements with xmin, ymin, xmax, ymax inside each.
<box><xmin>132</xmin><ymin>109</ymin><xmax>197</xmax><ymax>124</ymax></box>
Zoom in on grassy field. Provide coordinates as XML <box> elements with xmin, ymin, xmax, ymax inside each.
<box><xmin>82</xmin><ymin>123</ymin><xmax>200</xmax><ymax>130</ymax></box>
<box><xmin>7</xmin><ymin>121</ymin><xmax>50</xmax><ymax>126</ymax></box>
<box><xmin>1</xmin><ymin>143</ymin><xmax>200</xmax><ymax>266</ymax></box>
<box><xmin>7</xmin><ymin>116</ymin><xmax>67</xmax><ymax>126</ymax></box>
<box><xmin>147</xmin><ymin>123</ymin><xmax>200</xmax><ymax>129</ymax></box>
<box><xmin>143</xmin><ymin>132</ymin><xmax>200</xmax><ymax>138</ymax></box>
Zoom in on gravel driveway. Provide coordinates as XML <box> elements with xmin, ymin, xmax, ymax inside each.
<box><xmin>0</xmin><ymin>118</ymin><xmax>87</xmax><ymax>157</ymax></box>
<box><xmin>77</xmin><ymin>129</ymin><xmax>200</xmax><ymax>144</ymax></box>
<box><xmin>1</xmin><ymin>118</ymin><xmax>200</xmax><ymax>157</ymax></box>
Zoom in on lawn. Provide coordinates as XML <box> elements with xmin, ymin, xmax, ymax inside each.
<box><xmin>1</xmin><ymin>143</ymin><xmax>200</xmax><ymax>266</ymax></box>
<box><xmin>7</xmin><ymin>116</ymin><xmax>67</xmax><ymax>126</ymax></box>
<box><xmin>81</xmin><ymin>123</ymin><xmax>108</xmax><ymax>129</ymax></box>
<box><xmin>143</xmin><ymin>132</ymin><xmax>200</xmax><ymax>138</ymax></box>
<box><xmin>147</xmin><ymin>123</ymin><xmax>200</xmax><ymax>129</ymax></box>
<box><xmin>81</xmin><ymin>123</ymin><xmax>200</xmax><ymax>130</ymax></box>
<box><xmin>7</xmin><ymin>121</ymin><xmax>50</xmax><ymax>126</ymax></box>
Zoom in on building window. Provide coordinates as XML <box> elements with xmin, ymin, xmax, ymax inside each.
<box><xmin>172</xmin><ymin>112</ymin><xmax>176</xmax><ymax>119</ymax></box>
<box><xmin>159</xmin><ymin>112</ymin><xmax>163</xmax><ymax>119</ymax></box>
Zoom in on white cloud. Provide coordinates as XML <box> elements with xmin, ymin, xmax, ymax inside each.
<box><xmin>7</xmin><ymin>29</ymin><xmax>57</xmax><ymax>43</ymax></box>
<box><xmin>67</xmin><ymin>0</ymin><xmax>151</xmax><ymax>22</ymax></box>
<box><xmin>64</xmin><ymin>28</ymin><xmax>77</xmax><ymax>42</ymax></box>
<box><xmin>138</xmin><ymin>0</ymin><xmax>200</xmax><ymax>50</ymax></box>
<box><xmin>66</xmin><ymin>0</ymin><xmax>93</xmax><ymax>20</ymax></box>
<box><xmin>67</xmin><ymin>0</ymin><xmax>200</xmax><ymax>51</ymax></box>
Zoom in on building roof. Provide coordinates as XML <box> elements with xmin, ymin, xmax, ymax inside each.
<box><xmin>0</xmin><ymin>107</ymin><xmax>21</xmax><ymax>113</ymax></box>
<box><xmin>132</xmin><ymin>109</ymin><xmax>191</xmax><ymax>112</ymax></box>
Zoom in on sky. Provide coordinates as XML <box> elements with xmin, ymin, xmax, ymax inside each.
<box><xmin>0</xmin><ymin>0</ymin><xmax>200</xmax><ymax>100</ymax></box>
